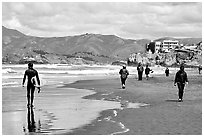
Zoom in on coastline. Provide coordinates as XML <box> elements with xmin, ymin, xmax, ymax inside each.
<box><xmin>62</xmin><ymin>72</ymin><xmax>202</xmax><ymax>135</ymax></box>
<box><xmin>2</xmin><ymin>75</ymin><xmax>123</xmax><ymax>135</ymax></box>
<box><xmin>2</xmin><ymin>64</ymin><xmax>202</xmax><ymax>135</ymax></box>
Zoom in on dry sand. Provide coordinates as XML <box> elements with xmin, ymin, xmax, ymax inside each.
<box><xmin>63</xmin><ymin>72</ymin><xmax>202</xmax><ymax>135</ymax></box>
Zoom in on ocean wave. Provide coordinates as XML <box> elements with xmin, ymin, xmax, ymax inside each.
<box><xmin>2</xmin><ymin>82</ymin><xmax>20</xmax><ymax>87</ymax></box>
<box><xmin>2</xmin><ymin>68</ymin><xmax>17</xmax><ymax>74</ymax></box>
<box><xmin>2</xmin><ymin>64</ymin><xmax>180</xmax><ymax>77</ymax></box>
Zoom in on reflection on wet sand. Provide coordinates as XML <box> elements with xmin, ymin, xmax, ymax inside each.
<box><xmin>23</xmin><ymin>107</ymin><xmax>41</xmax><ymax>135</ymax></box>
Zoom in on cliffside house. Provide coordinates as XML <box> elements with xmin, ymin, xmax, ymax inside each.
<box><xmin>147</xmin><ymin>40</ymin><xmax>179</xmax><ymax>53</ymax></box>
<box><xmin>155</xmin><ymin>41</ymin><xmax>162</xmax><ymax>53</ymax></box>
<box><xmin>161</xmin><ymin>40</ymin><xmax>179</xmax><ymax>53</ymax></box>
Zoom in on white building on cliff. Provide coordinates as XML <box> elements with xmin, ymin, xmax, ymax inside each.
<box><xmin>161</xmin><ymin>40</ymin><xmax>179</xmax><ymax>52</ymax></box>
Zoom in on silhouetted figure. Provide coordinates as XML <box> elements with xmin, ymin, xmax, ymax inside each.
<box><xmin>27</xmin><ymin>107</ymin><xmax>36</xmax><ymax>132</ymax></box>
<box><xmin>119</xmin><ymin>65</ymin><xmax>129</xmax><ymax>89</ymax></box>
<box><xmin>145</xmin><ymin>65</ymin><xmax>153</xmax><ymax>80</ymax></box>
<box><xmin>174</xmin><ymin>65</ymin><xmax>189</xmax><ymax>102</ymax></box>
<box><xmin>198</xmin><ymin>65</ymin><xmax>202</xmax><ymax>74</ymax></box>
<box><xmin>165</xmin><ymin>67</ymin><xmax>169</xmax><ymax>77</ymax></box>
<box><xmin>22</xmin><ymin>63</ymin><xmax>40</xmax><ymax>107</ymax></box>
<box><xmin>137</xmin><ymin>62</ymin><xmax>144</xmax><ymax>81</ymax></box>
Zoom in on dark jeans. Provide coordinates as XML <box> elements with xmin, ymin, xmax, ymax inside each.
<box><xmin>177</xmin><ymin>82</ymin><xmax>185</xmax><ymax>99</ymax></box>
<box><xmin>138</xmin><ymin>72</ymin><xmax>143</xmax><ymax>80</ymax></box>
<box><xmin>121</xmin><ymin>77</ymin><xmax>127</xmax><ymax>85</ymax></box>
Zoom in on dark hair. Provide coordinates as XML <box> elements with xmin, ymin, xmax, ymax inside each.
<box><xmin>180</xmin><ymin>65</ymin><xmax>184</xmax><ymax>70</ymax></box>
<box><xmin>28</xmin><ymin>62</ymin><xmax>33</xmax><ymax>68</ymax></box>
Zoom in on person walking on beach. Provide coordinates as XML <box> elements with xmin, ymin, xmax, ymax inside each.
<box><xmin>198</xmin><ymin>65</ymin><xmax>202</xmax><ymax>74</ymax></box>
<box><xmin>145</xmin><ymin>64</ymin><xmax>153</xmax><ymax>80</ymax></box>
<box><xmin>165</xmin><ymin>67</ymin><xmax>169</xmax><ymax>77</ymax></box>
<box><xmin>174</xmin><ymin>65</ymin><xmax>188</xmax><ymax>102</ymax></box>
<box><xmin>137</xmin><ymin>62</ymin><xmax>144</xmax><ymax>81</ymax></box>
<box><xmin>119</xmin><ymin>65</ymin><xmax>129</xmax><ymax>89</ymax></box>
<box><xmin>22</xmin><ymin>63</ymin><xmax>41</xmax><ymax>107</ymax></box>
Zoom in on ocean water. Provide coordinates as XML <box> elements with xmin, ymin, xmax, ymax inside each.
<box><xmin>2</xmin><ymin>64</ymin><xmax>123</xmax><ymax>87</ymax></box>
<box><xmin>3</xmin><ymin>64</ymin><xmax>193</xmax><ymax>135</ymax></box>
<box><xmin>2</xmin><ymin>64</ymin><xmax>124</xmax><ymax>134</ymax></box>
<box><xmin>2</xmin><ymin>64</ymin><xmax>181</xmax><ymax>88</ymax></box>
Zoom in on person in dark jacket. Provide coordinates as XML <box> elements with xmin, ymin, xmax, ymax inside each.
<box><xmin>198</xmin><ymin>65</ymin><xmax>202</xmax><ymax>74</ymax></box>
<box><xmin>137</xmin><ymin>62</ymin><xmax>144</xmax><ymax>81</ymax></box>
<box><xmin>145</xmin><ymin>65</ymin><xmax>153</xmax><ymax>80</ymax></box>
<box><xmin>174</xmin><ymin>65</ymin><xmax>188</xmax><ymax>102</ymax></box>
<box><xmin>165</xmin><ymin>67</ymin><xmax>169</xmax><ymax>77</ymax></box>
<box><xmin>22</xmin><ymin>63</ymin><xmax>41</xmax><ymax>107</ymax></box>
<box><xmin>119</xmin><ymin>65</ymin><xmax>129</xmax><ymax>89</ymax></box>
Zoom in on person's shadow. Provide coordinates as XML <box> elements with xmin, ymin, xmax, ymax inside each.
<box><xmin>27</xmin><ymin>107</ymin><xmax>36</xmax><ymax>132</ymax></box>
<box><xmin>23</xmin><ymin>107</ymin><xmax>42</xmax><ymax>134</ymax></box>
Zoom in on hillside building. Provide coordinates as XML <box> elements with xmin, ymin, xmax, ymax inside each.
<box><xmin>161</xmin><ymin>40</ymin><xmax>179</xmax><ymax>52</ymax></box>
<box><xmin>147</xmin><ymin>40</ymin><xmax>179</xmax><ymax>53</ymax></box>
<box><xmin>155</xmin><ymin>41</ymin><xmax>162</xmax><ymax>53</ymax></box>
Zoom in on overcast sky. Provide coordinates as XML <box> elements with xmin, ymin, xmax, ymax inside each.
<box><xmin>2</xmin><ymin>2</ymin><xmax>202</xmax><ymax>40</ymax></box>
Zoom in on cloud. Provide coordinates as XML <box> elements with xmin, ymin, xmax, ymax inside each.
<box><xmin>2</xmin><ymin>2</ymin><xmax>202</xmax><ymax>39</ymax></box>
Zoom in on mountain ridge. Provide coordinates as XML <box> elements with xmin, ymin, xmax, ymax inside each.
<box><xmin>2</xmin><ymin>26</ymin><xmax>202</xmax><ymax>64</ymax></box>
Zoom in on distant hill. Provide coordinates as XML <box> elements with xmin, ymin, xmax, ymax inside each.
<box><xmin>178</xmin><ymin>38</ymin><xmax>202</xmax><ymax>45</ymax></box>
<box><xmin>154</xmin><ymin>37</ymin><xmax>177</xmax><ymax>41</ymax></box>
<box><xmin>2</xmin><ymin>26</ymin><xmax>149</xmax><ymax>64</ymax></box>
<box><xmin>2</xmin><ymin>26</ymin><xmax>201</xmax><ymax>64</ymax></box>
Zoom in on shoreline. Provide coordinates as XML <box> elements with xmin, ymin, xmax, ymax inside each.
<box><xmin>61</xmin><ymin>72</ymin><xmax>202</xmax><ymax>135</ymax></box>
<box><xmin>2</xmin><ymin>77</ymin><xmax>122</xmax><ymax>135</ymax></box>
<box><xmin>2</xmin><ymin>64</ymin><xmax>202</xmax><ymax>135</ymax></box>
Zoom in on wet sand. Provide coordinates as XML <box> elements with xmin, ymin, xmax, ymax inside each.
<box><xmin>2</xmin><ymin>68</ymin><xmax>202</xmax><ymax>135</ymax></box>
<box><xmin>63</xmin><ymin>72</ymin><xmax>202</xmax><ymax>135</ymax></box>
<box><xmin>2</xmin><ymin>85</ymin><xmax>122</xmax><ymax>135</ymax></box>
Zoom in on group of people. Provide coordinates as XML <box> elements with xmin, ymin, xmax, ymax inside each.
<box><xmin>119</xmin><ymin>62</ymin><xmax>154</xmax><ymax>87</ymax></box>
<box><xmin>119</xmin><ymin>63</ymin><xmax>189</xmax><ymax>102</ymax></box>
<box><xmin>22</xmin><ymin>62</ymin><xmax>195</xmax><ymax>108</ymax></box>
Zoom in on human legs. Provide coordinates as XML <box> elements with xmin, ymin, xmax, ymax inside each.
<box><xmin>27</xmin><ymin>86</ymin><xmax>31</xmax><ymax>107</ymax></box>
<box><xmin>177</xmin><ymin>83</ymin><xmax>185</xmax><ymax>101</ymax></box>
<box><xmin>121</xmin><ymin>78</ymin><xmax>126</xmax><ymax>88</ymax></box>
<box><xmin>30</xmin><ymin>86</ymin><xmax>35</xmax><ymax>107</ymax></box>
<box><xmin>27</xmin><ymin>85</ymin><xmax>35</xmax><ymax>107</ymax></box>
<box><xmin>146</xmin><ymin>74</ymin><xmax>149</xmax><ymax>80</ymax></box>
<box><xmin>138</xmin><ymin>72</ymin><xmax>142</xmax><ymax>80</ymax></box>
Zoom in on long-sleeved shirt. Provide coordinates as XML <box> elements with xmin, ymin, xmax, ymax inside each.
<box><xmin>137</xmin><ymin>66</ymin><xmax>144</xmax><ymax>72</ymax></box>
<box><xmin>174</xmin><ymin>70</ymin><xmax>188</xmax><ymax>84</ymax></box>
<box><xmin>119</xmin><ymin>69</ymin><xmax>129</xmax><ymax>79</ymax></box>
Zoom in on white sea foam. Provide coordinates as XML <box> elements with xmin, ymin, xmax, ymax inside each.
<box><xmin>2</xmin><ymin>64</ymin><xmax>187</xmax><ymax>89</ymax></box>
<box><xmin>2</xmin><ymin>68</ymin><xmax>17</xmax><ymax>74</ymax></box>
<box><xmin>2</xmin><ymin>64</ymin><xmax>167</xmax><ymax>76</ymax></box>
<box><xmin>2</xmin><ymin>82</ymin><xmax>19</xmax><ymax>86</ymax></box>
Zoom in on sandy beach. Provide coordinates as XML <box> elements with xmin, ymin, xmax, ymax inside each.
<box><xmin>63</xmin><ymin>71</ymin><xmax>202</xmax><ymax>135</ymax></box>
<box><xmin>2</xmin><ymin>65</ymin><xmax>202</xmax><ymax>135</ymax></box>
